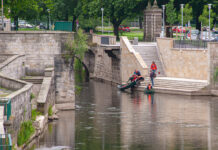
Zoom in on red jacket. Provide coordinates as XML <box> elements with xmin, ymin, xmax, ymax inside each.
<box><xmin>150</xmin><ymin>63</ymin><xmax>157</xmax><ymax>71</ymax></box>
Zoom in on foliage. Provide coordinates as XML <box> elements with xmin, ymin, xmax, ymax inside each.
<box><xmin>78</xmin><ymin>16</ymin><xmax>100</xmax><ymax>32</ymax></box>
<box><xmin>178</xmin><ymin>4</ymin><xmax>193</xmax><ymax>25</ymax></box>
<box><xmin>30</xmin><ymin>93</ymin><xmax>35</xmax><ymax>101</ymax></box>
<box><xmin>199</xmin><ymin>5</ymin><xmax>216</xmax><ymax>28</ymax></box>
<box><xmin>48</xmin><ymin>105</ymin><xmax>53</xmax><ymax>116</ymax></box>
<box><xmin>17</xmin><ymin>121</ymin><xmax>35</xmax><ymax>146</ymax></box>
<box><xmin>213</xmin><ymin>67</ymin><xmax>218</xmax><ymax>82</ymax></box>
<box><xmin>166</xmin><ymin>0</ymin><xmax>177</xmax><ymax>25</ymax></box>
<box><xmin>65</xmin><ymin>28</ymin><xmax>88</xmax><ymax>62</ymax></box>
<box><xmin>31</xmin><ymin>109</ymin><xmax>42</xmax><ymax>121</ymax></box>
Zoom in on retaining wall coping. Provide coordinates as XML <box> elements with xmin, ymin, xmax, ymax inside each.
<box><xmin>0</xmin><ymin>73</ymin><xmax>27</xmax><ymax>86</ymax></box>
<box><xmin>5</xmin><ymin>83</ymin><xmax>32</xmax><ymax>99</ymax></box>
<box><xmin>171</xmin><ymin>48</ymin><xmax>208</xmax><ymax>51</ymax></box>
<box><xmin>92</xmin><ymin>34</ymin><xmax>116</xmax><ymax>38</ymax></box>
<box><xmin>0</xmin><ymin>54</ymin><xmax>25</xmax><ymax>70</ymax></box>
<box><xmin>156</xmin><ymin>37</ymin><xmax>174</xmax><ymax>40</ymax></box>
<box><xmin>0</xmin><ymin>31</ymin><xmax>74</xmax><ymax>34</ymax></box>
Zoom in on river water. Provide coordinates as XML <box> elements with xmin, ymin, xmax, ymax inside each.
<box><xmin>36</xmin><ymin>81</ymin><xmax>218</xmax><ymax>150</ymax></box>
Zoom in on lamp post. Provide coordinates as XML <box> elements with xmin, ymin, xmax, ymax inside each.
<box><xmin>162</xmin><ymin>5</ymin><xmax>165</xmax><ymax>37</ymax></box>
<box><xmin>101</xmin><ymin>8</ymin><xmax>104</xmax><ymax>34</ymax></box>
<box><xmin>47</xmin><ymin>9</ymin><xmax>50</xmax><ymax>30</ymax></box>
<box><xmin>1</xmin><ymin>0</ymin><xmax>3</xmax><ymax>31</ymax></box>
<box><xmin>208</xmin><ymin>4</ymin><xmax>212</xmax><ymax>40</ymax></box>
<box><xmin>181</xmin><ymin>4</ymin><xmax>184</xmax><ymax>40</ymax></box>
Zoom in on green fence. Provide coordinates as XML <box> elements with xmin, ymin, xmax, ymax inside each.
<box><xmin>54</xmin><ymin>21</ymin><xmax>73</xmax><ymax>32</ymax></box>
<box><xmin>0</xmin><ymin>98</ymin><xmax>11</xmax><ymax>121</ymax></box>
<box><xmin>0</xmin><ymin>134</ymin><xmax>12</xmax><ymax>150</ymax></box>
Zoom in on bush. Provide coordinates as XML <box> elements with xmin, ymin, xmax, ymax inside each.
<box><xmin>31</xmin><ymin>109</ymin><xmax>42</xmax><ymax>121</ymax></box>
<box><xmin>48</xmin><ymin>105</ymin><xmax>53</xmax><ymax>117</ymax></box>
<box><xmin>17</xmin><ymin>121</ymin><xmax>35</xmax><ymax>146</ymax></box>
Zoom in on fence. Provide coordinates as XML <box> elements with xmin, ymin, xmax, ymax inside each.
<box><xmin>0</xmin><ymin>99</ymin><xmax>11</xmax><ymax>121</ymax></box>
<box><xmin>173</xmin><ymin>40</ymin><xmax>208</xmax><ymax>49</ymax></box>
<box><xmin>0</xmin><ymin>134</ymin><xmax>12</xmax><ymax>150</ymax></box>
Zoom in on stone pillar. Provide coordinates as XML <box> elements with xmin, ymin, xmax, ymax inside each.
<box><xmin>144</xmin><ymin>0</ymin><xmax>162</xmax><ymax>42</ymax></box>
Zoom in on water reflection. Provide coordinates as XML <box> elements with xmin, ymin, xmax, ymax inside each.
<box><xmin>37</xmin><ymin>81</ymin><xmax>218</xmax><ymax>150</ymax></box>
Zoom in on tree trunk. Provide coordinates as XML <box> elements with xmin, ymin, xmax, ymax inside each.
<box><xmin>139</xmin><ymin>16</ymin><xmax>143</xmax><ymax>29</ymax></box>
<box><xmin>72</xmin><ymin>16</ymin><xmax>77</xmax><ymax>32</ymax></box>
<box><xmin>113</xmin><ymin>24</ymin><xmax>119</xmax><ymax>40</ymax></box>
<box><xmin>14</xmin><ymin>16</ymin><xmax>18</xmax><ymax>31</ymax></box>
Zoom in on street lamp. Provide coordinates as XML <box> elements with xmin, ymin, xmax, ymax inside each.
<box><xmin>1</xmin><ymin>0</ymin><xmax>3</xmax><ymax>31</ymax></box>
<box><xmin>208</xmin><ymin>4</ymin><xmax>212</xmax><ymax>40</ymax></box>
<box><xmin>101</xmin><ymin>8</ymin><xmax>104</xmax><ymax>34</ymax></box>
<box><xmin>47</xmin><ymin>9</ymin><xmax>50</xmax><ymax>30</ymax></box>
<box><xmin>181</xmin><ymin>4</ymin><xmax>184</xmax><ymax>40</ymax></box>
<box><xmin>162</xmin><ymin>5</ymin><xmax>165</xmax><ymax>37</ymax></box>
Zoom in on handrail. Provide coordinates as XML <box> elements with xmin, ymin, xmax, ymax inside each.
<box><xmin>0</xmin><ymin>134</ymin><xmax>12</xmax><ymax>150</ymax></box>
<box><xmin>0</xmin><ymin>98</ymin><xmax>11</xmax><ymax>121</ymax></box>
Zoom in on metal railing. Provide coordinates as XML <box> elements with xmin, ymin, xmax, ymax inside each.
<box><xmin>0</xmin><ymin>134</ymin><xmax>12</xmax><ymax>150</ymax></box>
<box><xmin>173</xmin><ymin>40</ymin><xmax>208</xmax><ymax>49</ymax></box>
<box><xmin>0</xmin><ymin>98</ymin><xmax>11</xmax><ymax>121</ymax></box>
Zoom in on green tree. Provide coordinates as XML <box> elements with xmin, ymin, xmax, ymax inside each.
<box><xmin>83</xmin><ymin>0</ymin><xmax>147</xmax><ymax>39</ymax></box>
<box><xmin>166</xmin><ymin>0</ymin><xmax>177</xmax><ymax>25</ymax></box>
<box><xmin>199</xmin><ymin>5</ymin><xmax>216</xmax><ymax>28</ymax></box>
<box><xmin>178</xmin><ymin>4</ymin><xmax>193</xmax><ymax>25</ymax></box>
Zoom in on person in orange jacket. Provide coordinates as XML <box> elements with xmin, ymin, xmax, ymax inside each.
<box><xmin>150</xmin><ymin>61</ymin><xmax>157</xmax><ymax>74</ymax></box>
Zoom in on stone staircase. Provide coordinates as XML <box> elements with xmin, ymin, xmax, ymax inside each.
<box><xmin>138</xmin><ymin>77</ymin><xmax>209</xmax><ymax>95</ymax></box>
<box><xmin>133</xmin><ymin>44</ymin><xmax>165</xmax><ymax>76</ymax></box>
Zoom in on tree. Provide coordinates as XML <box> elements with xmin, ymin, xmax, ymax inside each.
<box><xmin>178</xmin><ymin>4</ymin><xmax>193</xmax><ymax>25</ymax></box>
<box><xmin>166</xmin><ymin>0</ymin><xmax>177</xmax><ymax>25</ymax></box>
<box><xmin>84</xmin><ymin>0</ymin><xmax>147</xmax><ymax>39</ymax></box>
<box><xmin>4</xmin><ymin>0</ymin><xmax>40</xmax><ymax>30</ymax></box>
<box><xmin>199</xmin><ymin>5</ymin><xmax>216</xmax><ymax>28</ymax></box>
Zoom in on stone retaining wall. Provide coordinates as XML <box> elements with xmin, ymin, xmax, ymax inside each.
<box><xmin>0</xmin><ymin>31</ymin><xmax>74</xmax><ymax>75</ymax></box>
<box><xmin>92</xmin><ymin>34</ymin><xmax>116</xmax><ymax>45</ymax></box>
<box><xmin>157</xmin><ymin>38</ymin><xmax>208</xmax><ymax>80</ymax></box>
<box><xmin>120</xmin><ymin>36</ymin><xmax>148</xmax><ymax>82</ymax></box>
<box><xmin>0</xmin><ymin>54</ymin><xmax>25</xmax><ymax>79</ymax></box>
<box><xmin>37</xmin><ymin>68</ymin><xmax>55</xmax><ymax>114</ymax></box>
<box><xmin>0</xmin><ymin>75</ymin><xmax>33</xmax><ymax>132</ymax></box>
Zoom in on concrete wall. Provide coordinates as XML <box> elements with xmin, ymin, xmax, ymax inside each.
<box><xmin>120</xmin><ymin>36</ymin><xmax>148</xmax><ymax>82</ymax></box>
<box><xmin>37</xmin><ymin>68</ymin><xmax>55</xmax><ymax>114</ymax></box>
<box><xmin>0</xmin><ymin>54</ymin><xmax>25</xmax><ymax>79</ymax></box>
<box><xmin>92</xmin><ymin>34</ymin><xmax>116</xmax><ymax>45</ymax></box>
<box><xmin>1</xmin><ymin>75</ymin><xmax>33</xmax><ymax>132</ymax></box>
<box><xmin>0</xmin><ymin>31</ymin><xmax>74</xmax><ymax>75</ymax></box>
<box><xmin>157</xmin><ymin>38</ymin><xmax>208</xmax><ymax>80</ymax></box>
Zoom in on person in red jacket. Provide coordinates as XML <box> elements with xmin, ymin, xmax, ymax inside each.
<box><xmin>150</xmin><ymin>61</ymin><xmax>157</xmax><ymax>74</ymax></box>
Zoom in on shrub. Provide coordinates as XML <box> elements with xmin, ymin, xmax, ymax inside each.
<box><xmin>31</xmin><ymin>109</ymin><xmax>42</xmax><ymax>121</ymax></box>
<box><xmin>48</xmin><ymin>105</ymin><xmax>53</xmax><ymax>117</ymax></box>
<box><xmin>17</xmin><ymin>121</ymin><xmax>35</xmax><ymax>146</ymax></box>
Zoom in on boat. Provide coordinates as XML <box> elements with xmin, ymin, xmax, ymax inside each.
<box><xmin>118</xmin><ymin>76</ymin><xmax>144</xmax><ymax>91</ymax></box>
<box><xmin>144</xmin><ymin>89</ymin><xmax>155</xmax><ymax>94</ymax></box>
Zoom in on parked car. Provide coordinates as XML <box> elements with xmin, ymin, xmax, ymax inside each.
<box><xmin>187</xmin><ymin>30</ymin><xmax>200</xmax><ymax>40</ymax></box>
<box><xmin>39</xmin><ymin>23</ymin><xmax>46</xmax><ymax>29</ymax></box>
<box><xmin>172</xmin><ymin>26</ymin><xmax>186</xmax><ymax>33</ymax></box>
<box><xmin>200</xmin><ymin>31</ymin><xmax>216</xmax><ymax>41</ymax></box>
<box><xmin>119</xmin><ymin>25</ymin><xmax>130</xmax><ymax>32</ymax></box>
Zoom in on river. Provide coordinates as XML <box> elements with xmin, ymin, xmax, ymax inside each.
<box><xmin>35</xmin><ymin>80</ymin><xmax>218</xmax><ymax>150</ymax></box>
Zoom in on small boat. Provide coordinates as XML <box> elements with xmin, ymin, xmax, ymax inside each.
<box><xmin>118</xmin><ymin>76</ymin><xmax>144</xmax><ymax>91</ymax></box>
<box><xmin>144</xmin><ymin>89</ymin><xmax>155</xmax><ymax>94</ymax></box>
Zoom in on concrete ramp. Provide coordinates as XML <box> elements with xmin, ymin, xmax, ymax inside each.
<box><xmin>0</xmin><ymin>106</ymin><xmax>5</xmax><ymax>135</ymax></box>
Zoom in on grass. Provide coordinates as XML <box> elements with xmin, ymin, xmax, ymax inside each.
<box><xmin>31</xmin><ymin>109</ymin><xmax>42</xmax><ymax>121</ymax></box>
<box><xmin>95</xmin><ymin>31</ymin><xmax>144</xmax><ymax>41</ymax></box>
<box><xmin>48</xmin><ymin>105</ymin><xmax>53</xmax><ymax>117</ymax></box>
<box><xmin>17</xmin><ymin>121</ymin><xmax>35</xmax><ymax>146</ymax></box>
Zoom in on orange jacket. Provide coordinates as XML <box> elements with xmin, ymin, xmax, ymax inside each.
<box><xmin>150</xmin><ymin>63</ymin><xmax>157</xmax><ymax>70</ymax></box>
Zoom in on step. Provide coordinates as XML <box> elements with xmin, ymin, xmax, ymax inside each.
<box><xmin>22</xmin><ymin>76</ymin><xmax>43</xmax><ymax>84</ymax></box>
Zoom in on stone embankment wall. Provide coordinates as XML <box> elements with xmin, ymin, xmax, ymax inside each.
<box><xmin>0</xmin><ymin>31</ymin><xmax>74</xmax><ymax>75</ymax></box>
<box><xmin>156</xmin><ymin>38</ymin><xmax>208</xmax><ymax>80</ymax></box>
<box><xmin>120</xmin><ymin>36</ymin><xmax>148</xmax><ymax>82</ymax></box>
<box><xmin>37</xmin><ymin>68</ymin><xmax>55</xmax><ymax>114</ymax></box>
<box><xmin>0</xmin><ymin>54</ymin><xmax>25</xmax><ymax>79</ymax></box>
<box><xmin>0</xmin><ymin>75</ymin><xmax>32</xmax><ymax>132</ymax></box>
